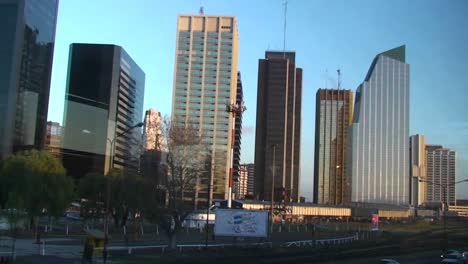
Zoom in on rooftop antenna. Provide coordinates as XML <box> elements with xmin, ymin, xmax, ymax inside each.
<box><xmin>282</xmin><ymin>0</ymin><xmax>288</xmax><ymax>58</ymax></box>
<box><xmin>199</xmin><ymin>0</ymin><xmax>204</xmax><ymax>15</ymax></box>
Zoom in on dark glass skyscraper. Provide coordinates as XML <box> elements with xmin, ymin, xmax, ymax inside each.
<box><xmin>0</xmin><ymin>0</ymin><xmax>58</xmax><ymax>158</ymax></box>
<box><xmin>233</xmin><ymin>71</ymin><xmax>244</xmax><ymax>196</ymax></box>
<box><xmin>254</xmin><ymin>51</ymin><xmax>302</xmax><ymax>202</ymax></box>
<box><xmin>313</xmin><ymin>89</ymin><xmax>353</xmax><ymax>205</ymax></box>
<box><xmin>61</xmin><ymin>44</ymin><xmax>145</xmax><ymax>178</ymax></box>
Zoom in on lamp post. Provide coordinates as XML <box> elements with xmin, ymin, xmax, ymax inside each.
<box><xmin>103</xmin><ymin>122</ymin><xmax>144</xmax><ymax>264</ymax></box>
<box><xmin>270</xmin><ymin>144</ymin><xmax>277</xmax><ymax>233</ymax></box>
<box><xmin>419</xmin><ymin>178</ymin><xmax>468</xmax><ymax>252</ymax></box>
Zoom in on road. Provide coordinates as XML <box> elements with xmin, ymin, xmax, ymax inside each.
<box><xmin>319</xmin><ymin>250</ymin><xmax>442</xmax><ymax>264</ymax></box>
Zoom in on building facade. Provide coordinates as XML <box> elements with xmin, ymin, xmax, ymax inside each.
<box><xmin>425</xmin><ymin>145</ymin><xmax>456</xmax><ymax>206</ymax></box>
<box><xmin>239</xmin><ymin>163</ymin><xmax>255</xmax><ymax>199</ymax></box>
<box><xmin>254</xmin><ymin>51</ymin><xmax>302</xmax><ymax>202</ymax></box>
<box><xmin>61</xmin><ymin>44</ymin><xmax>145</xmax><ymax>178</ymax></box>
<box><xmin>233</xmin><ymin>72</ymin><xmax>244</xmax><ymax>196</ymax></box>
<box><xmin>143</xmin><ymin>108</ymin><xmax>163</xmax><ymax>151</ymax></box>
<box><xmin>45</xmin><ymin>121</ymin><xmax>62</xmax><ymax>158</ymax></box>
<box><xmin>141</xmin><ymin>108</ymin><xmax>163</xmax><ymax>182</ymax></box>
<box><xmin>0</xmin><ymin>0</ymin><xmax>58</xmax><ymax>159</ymax></box>
<box><xmin>171</xmin><ymin>15</ymin><xmax>239</xmax><ymax>203</ymax></box>
<box><xmin>313</xmin><ymin>89</ymin><xmax>353</xmax><ymax>205</ymax></box>
<box><xmin>409</xmin><ymin>134</ymin><xmax>426</xmax><ymax>206</ymax></box>
<box><xmin>348</xmin><ymin>46</ymin><xmax>410</xmax><ymax>205</ymax></box>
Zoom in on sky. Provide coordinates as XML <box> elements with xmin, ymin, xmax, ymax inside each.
<box><xmin>47</xmin><ymin>0</ymin><xmax>468</xmax><ymax>201</ymax></box>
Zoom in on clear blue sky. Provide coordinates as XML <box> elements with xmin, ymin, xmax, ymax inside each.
<box><xmin>48</xmin><ymin>0</ymin><xmax>468</xmax><ymax>201</ymax></box>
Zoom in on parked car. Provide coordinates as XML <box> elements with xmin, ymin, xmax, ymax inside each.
<box><xmin>441</xmin><ymin>254</ymin><xmax>463</xmax><ymax>264</ymax></box>
<box><xmin>442</xmin><ymin>250</ymin><xmax>462</xmax><ymax>259</ymax></box>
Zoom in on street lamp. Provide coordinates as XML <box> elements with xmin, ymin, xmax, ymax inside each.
<box><xmin>418</xmin><ymin>178</ymin><xmax>468</xmax><ymax>252</ymax></box>
<box><xmin>103</xmin><ymin>122</ymin><xmax>144</xmax><ymax>263</ymax></box>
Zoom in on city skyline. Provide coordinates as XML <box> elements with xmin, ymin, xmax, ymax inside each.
<box><xmin>45</xmin><ymin>0</ymin><xmax>468</xmax><ymax>200</ymax></box>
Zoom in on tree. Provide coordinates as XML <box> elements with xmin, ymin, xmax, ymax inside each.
<box><xmin>78</xmin><ymin>172</ymin><xmax>106</xmax><ymax>227</ymax></box>
<box><xmin>0</xmin><ymin>150</ymin><xmax>75</xmax><ymax>240</ymax></box>
<box><xmin>154</xmin><ymin>117</ymin><xmax>210</xmax><ymax>249</ymax></box>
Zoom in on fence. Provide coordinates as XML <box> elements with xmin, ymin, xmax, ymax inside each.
<box><xmin>284</xmin><ymin>234</ymin><xmax>358</xmax><ymax>248</ymax></box>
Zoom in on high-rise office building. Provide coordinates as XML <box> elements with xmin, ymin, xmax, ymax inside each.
<box><xmin>233</xmin><ymin>72</ymin><xmax>244</xmax><ymax>193</ymax></box>
<box><xmin>313</xmin><ymin>89</ymin><xmax>353</xmax><ymax>205</ymax></box>
<box><xmin>0</xmin><ymin>0</ymin><xmax>59</xmax><ymax>159</ymax></box>
<box><xmin>254</xmin><ymin>51</ymin><xmax>302</xmax><ymax>202</ymax></box>
<box><xmin>61</xmin><ymin>44</ymin><xmax>145</xmax><ymax>178</ymax></box>
<box><xmin>239</xmin><ymin>163</ymin><xmax>255</xmax><ymax>199</ymax></box>
<box><xmin>171</xmin><ymin>15</ymin><xmax>239</xmax><ymax>203</ymax></box>
<box><xmin>425</xmin><ymin>145</ymin><xmax>456</xmax><ymax>206</ymax></box>
<box><xmin>141</xmin><ymin>108</ymin><xmax>163</xmax><ymax>182</ymax></box>
<box><xmin>348</xmin><ymin>45</ymin><xmax>409</xmax><ymax>205</ymax></box>
<box><xmin>143</xmin><ymin>108</ymin><xmax>163</xmax><ymax>151</ymax></box>
<box><xmin>409</xmin><ymin>134</ymin><xmax>427</xmax><ymax>206</ymax></box>
<box><xmin>45</xmin><ymin>121</ymin><xmax>62</xmax><ymax>158</ymax></box>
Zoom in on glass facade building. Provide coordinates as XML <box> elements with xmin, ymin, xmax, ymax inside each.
<box><xmin>254</xmin><ymin>51</ymin><xmax>302</xmax><ymax>202</ymax></box>
<box><xmin>313</xmin><ymin>89</ymin><xmax>353</xmax><ymax>205</ymax></box>
<box><xmin>0</xmin><ymin>0</ymin><xmax>58</xmax><ymax>158</ymax></box>
<box><xmin>61</xmin><ymin>44</ymin><xmax>145</xmax><ymax>178</ymax></box>
<box><xmin>172</xmin><ymin>15</ymin><xmax>239</xmax><ymax>203</ymax></box>
<box><xmin>348</xmin><ymin>46</ymin><xmax>409</xmax><ymax>205</ymax></box>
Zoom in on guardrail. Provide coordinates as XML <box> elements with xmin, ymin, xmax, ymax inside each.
<box><xmin>95</xmin><ymin>245</ymin><xmax>168</xmax><ymax>254</ymax></box>
<box><xmin>284</xmin><ymin>234</ymin><xmax>358</xmax><ymax>248</ymax></box>
<box><xmin>177</xmin><ymin>244</ymin><xmax>225</xmax><ymax>252</ymax></box>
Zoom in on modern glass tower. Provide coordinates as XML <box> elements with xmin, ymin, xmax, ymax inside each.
<box><xmin>0</xmin><ymin>0</ymin><xmax>59</xmax><ymax>159</ymax></box>
<box><xmin>348</xmin><ymin>45</ymin><xmax>410</xmax><ymax>205</ymax></box>
<box><xmin>313</xmin><ymin>89</ymin><xmax>353</xmax><ymax>205</ymax></box>
<box><xmin>254</xmin><ymin>51</ymin><xmax>302</xmax><ymax>202</ymax></box>
<box><xmin>61</xmin><ymin>44</ymin><xmax>145</xmax><ymax>179</ymax></box>
<box><xmin>172</xmin><ymin>15</ymin><xmax>239</xmax><ymax>203</ymax></box>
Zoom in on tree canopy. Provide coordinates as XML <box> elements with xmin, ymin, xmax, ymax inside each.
<box><xmin>0</xmin><ymin>150</ymin><xmax>74</xmax><ymax>218</ymax></box>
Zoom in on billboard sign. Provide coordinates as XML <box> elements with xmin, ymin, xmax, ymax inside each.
<box><xmin>214</xmin><ymin>209</ymin><xmax>268</xmax><ymax>237</ymax></box>
<box><xmin>371</xmin><ymin>214</ymin><xmax>379</xmax><ymax>231</ymax></box>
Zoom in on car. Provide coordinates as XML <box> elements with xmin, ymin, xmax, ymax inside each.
<box><xmin>380</xmin><ymin>259</ymin><xmax>400</xmax><ymax>264</ymax></box>
<box><xmin>441</xmin><ymin>254</ymin><xmax>463</xmax><ymax>264</ymax></box>
<box><xmin>462</xmin><ymin>252</ymin><xmax>468</xmax><ymax>264</ymax></box>
<box><xmin>442</xmin><ymin>250</ymin><xmax>462</xmax><ymax>259</ymax></box>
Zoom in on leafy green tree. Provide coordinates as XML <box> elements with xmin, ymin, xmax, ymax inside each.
<box><xmin>78</xmin><ymin>172</ymin><xmax>106</xmax><ymax>227</ymax></box>
<box><xmin>0</xmin><ymin>150</ymin><xmax>75</xmax><ymax>239</ymax></box>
